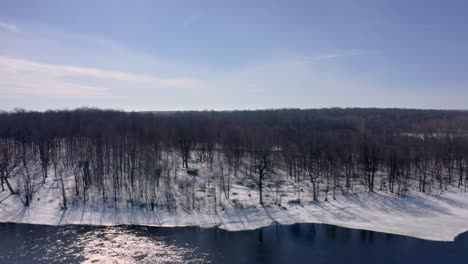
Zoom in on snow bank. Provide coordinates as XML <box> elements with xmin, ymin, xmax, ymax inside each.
<box><xmin>1</xmin><ymin>176</ymin><xmax>468</xmax><ymax>242</ymax></box>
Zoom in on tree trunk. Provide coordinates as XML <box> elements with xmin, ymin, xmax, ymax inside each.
<box><xmin>259</xmin><ymin>175</ymin><xmax>263</xmax><ymax>205</ymax></box>
<box><xmin>61</xmin><ymin>174</ymin><xmax>67</xmax><ymax>210</ymax></box>
<box><xmin>1</xmin><ymin>176</ymin><xmax>17</xmax><ymax>195</ymax></box>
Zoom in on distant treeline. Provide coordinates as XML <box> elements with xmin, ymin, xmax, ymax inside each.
<box><xmin>0</xmin><ymin>108</ymin><xmax>467</xmax><ymax>208</ymax></box>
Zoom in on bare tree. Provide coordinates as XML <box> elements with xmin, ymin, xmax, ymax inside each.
<box><xmin>0</xmin><ymin>138</ymin><xmax>19</xmax><ymax>194</ymax></box>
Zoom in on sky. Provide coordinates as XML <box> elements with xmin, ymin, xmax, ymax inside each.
<box><xmin>0</xmin><ymin>0</ymin><xmax>467</xmax><ymax>111</ymax></box>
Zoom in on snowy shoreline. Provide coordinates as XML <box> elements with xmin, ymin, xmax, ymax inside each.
<box><xmin>1</xmin><ymin>182</ymin><xmax>468</xmax><ymax>242</ymax></box>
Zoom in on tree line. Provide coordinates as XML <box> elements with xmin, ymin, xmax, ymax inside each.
<box><xmin>0</xmin><ymin>108</ymin><xmax>467</xmax><ymax>209</ymax></box>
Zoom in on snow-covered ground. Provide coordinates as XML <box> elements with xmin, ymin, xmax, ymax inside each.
<box><xmin>1</xmin><ymin>171</ymin><xmax>468</xmax><ymax>242</ymax></box>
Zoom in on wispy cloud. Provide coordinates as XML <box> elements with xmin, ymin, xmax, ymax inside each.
<box><xmin>1</xmin><ymin>56</ymin><xmax>195</xmax><ymax>86</ymax></box>
<box><xmin>182</xmin><ymin>11</ymin><xmax>203</xmax><ymax>28</ymax></box>
<box><xmin>313</xmin><ymin>50</ymin><xmax>361</xmax><ymax>61</ymax></box>
<box><xmin>0</xmin><ymin>21</ymin><xmax>20</xmax><ymax>33</ymax></box>
<box><xmin>0</xmin><ymin>56</ymin><xmax>199</xmax><ymax>98</ymax></box>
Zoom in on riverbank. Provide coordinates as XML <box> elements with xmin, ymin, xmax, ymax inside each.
<box><xmin>1</xmin><ymin>176</ymin><xmax>468</xmax><ymax>242</ymax></box>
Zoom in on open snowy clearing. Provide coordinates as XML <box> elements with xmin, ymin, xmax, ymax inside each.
<box><xmin>1</xmin><ymin>175</ymin><xmax>468</xmax><ymax>242</ymax></box>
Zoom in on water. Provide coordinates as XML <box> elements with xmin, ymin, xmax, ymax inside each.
<box><xmin>0</xmin><ymin>223</ymin><xmax>467</xmax><ymax>264</ymax></box>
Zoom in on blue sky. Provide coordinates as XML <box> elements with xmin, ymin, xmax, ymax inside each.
<box><xmin>0</xmin><ymin>0</ymin><xmax>467</xmax><ymax>111</ymax></box>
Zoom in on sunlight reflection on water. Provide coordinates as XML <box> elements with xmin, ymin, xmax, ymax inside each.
<box><xmin>70</xmin><ymin>226</ymin><xmax>209</xmax><ymax>264</ymax></box>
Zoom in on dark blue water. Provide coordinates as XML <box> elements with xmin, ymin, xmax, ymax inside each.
<box><xmin>0</xmin><ymin>223</ymin><xmax>467</xmax><ymax>263</ymax></box>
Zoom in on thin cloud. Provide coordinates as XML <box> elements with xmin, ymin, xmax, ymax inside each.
<box><xmin>182</xmin><ymin>11</ymin><xmax>203</xmax><ymax>28</ymax></box>
<box><xmin>0</xmin><ymin>56</ymin><xmax>195</xmax><ymax>87</ymax></box>
<box><xmin>313</xmin><ymin>51</ymin><xmax>361</xmax><ymax>61</ymax></box>
<box><xmin>0</xmin><ymin>56</ymin><xmax>200</xmax><ymax>98</ymax></box>
<box><xmin>0</xmin><ymin>21</ymin><xmax>20</xmax><ymax>33</ymax></box>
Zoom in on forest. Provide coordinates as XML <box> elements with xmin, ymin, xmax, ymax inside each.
<box><xmin>1</xmin><ymin>108</ymin><xmax>468</xmax><ymax>211</ymax></box>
